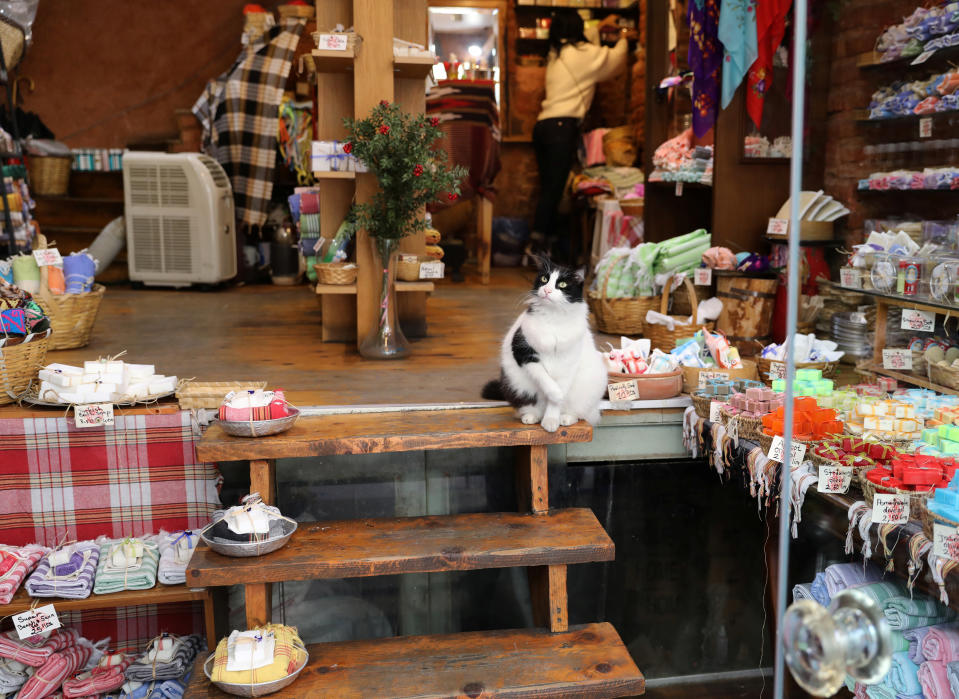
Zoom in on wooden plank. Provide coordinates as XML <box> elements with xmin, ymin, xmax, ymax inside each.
<box><xmin>516</xmin><ymin>443</ymin><xmax>549</xmax><ymax>514</ymax></box>
<box><xmin>312</xmin><ymin>169</ymin><xmax>356</xmax><ymax>179</ymax></box>
<box><xmin>0</xmin><ymin>584</ymin><xmax>210</xmax><ymax>617</ymax></box>
<box><xmin>310</xmin><ymin>48</ymin><xmax>355</xmax><ymax>73</ymax></box>
<box><xmin>183</xmin><ymin>622</ymin><xmax>645</xmax><ymax>698</ymax></box>
<box><xmin>529</xmin><ymin>564</ymin><xmax>569</xmax><ymax>632</ymax></box>
<box><xmin>476</xmin><ymin>196</ymin><xmax>493</xmax><ymax>285</ymax></box>
<box><xmin>316</xmin><ymin>281</ymin><xmax>436</xmax><ymax>295</ymax></box>
<box><xmin>244</xmin><ymin>583</ymin><xmax>271</xmax><ymax>628</ymax></box>
<box><xmin>186</xmin><ymin>508</ymin><xmax>614</xmax><ymax>587</ymax></box>
<box><xmin>249</xmin><ymin>459</ymin><xmax>276</xmax><ymax>505</ymax></box>
<box><xmin>197</xmin><ymin>407</ymin><xmax>591</xmax><ymax>461</ymax></box>
<box><xmin>393</xmin><ymin>55</ymin><xmax>435</xmax><ymax>79</ymax></box>
<box><xmin>861</xmin><ymin>362</ymin><xmax>958</xmax><ymax>396</ymax></box>
<box><xmin>0</xmin><ymin>402</ymin><xmax>180</xmax><ymax>418</ymax></box>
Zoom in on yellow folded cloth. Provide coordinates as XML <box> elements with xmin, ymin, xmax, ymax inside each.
<box><xmin>210</xmin><ymin>623</ymin><xmax>305</xmax><ymax>684</ymax></box>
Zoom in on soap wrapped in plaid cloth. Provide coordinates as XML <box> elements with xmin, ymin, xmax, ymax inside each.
<box><xmin>210</xmin><ymin>624</ymin><xmax>305</xmax><ymax>685</ymax></box>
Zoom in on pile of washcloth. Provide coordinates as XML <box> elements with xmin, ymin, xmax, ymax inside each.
<box><xmin>0</xmin><ymin>544</ymin><xmax>48</xmax><ymax>604</ymax></box>
<box><xmin>591</xmin><ymin>229</ymin><xmax>712</xmax><ymax>298</ymax></box>
<box><xmin>24</xmin><ymin>541</ymin><xmax>100</xmax><ymax>600</ymax></box>
<box><xmin>0</xmin><ymin>628</ymin><xmax>105</xmax><ymax>699</ymax></box>
<box><xmin>157</xmin><ymin>531</ymin><xmax>200</xmax><ymax>586</ymax></box>
<box><xmin>124</xmin><ymin>634</ymin><xmax>204</xmax><ymax>684</ymax></box>
<box><xmin>876</xmin><ymin>2</ymin><xmax>959</xmax><ymax>63</ymax></box>
<box><xmin>868</xmin><ymin>69</ymin><xmax>959</xmax><ymax>120</ymax></box>
<box><xmin>92</xmin><ymin>537</ymin><xmax>161</xmax><ymax>595</ymax></box>
<box><xmin>648</xmin><ymin>129</ymin><xmax>713</xmax><ymax>185</ymax></box>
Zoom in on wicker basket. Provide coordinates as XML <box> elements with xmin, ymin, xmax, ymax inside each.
<box><xmin>314</xmin><ymin>262</ymin><xmax>357</xmax><ymax>285</ymax></box>
<box><xmin>586</xmin><ymin>261</ymin><xmax>657</xmax><ymax>335</ymax></box>
<box><xmin>644</xmin><ymin>276</ymin><xmax>715</xmax><ymax>350</ymax></box>
<box><xmin>0</xmin><ymin>330</ymin><xmax>51</xmax><ymax>405</ymax></box>
<box><xmin>397</xmin><ymin>256</ymin><xmax>426</xmax><ymax>282</ymax></box>
<box><xmin>755</xmin><ymin>357</ymin><xmax>839</xmax><ymax>381</ymax></box>
<box><xmin>176</xmin><ymin>381</ymin><xmax>268</xmax><ymax>410</ymax></box>
<box><xmin>723</xmin><ymin>409</ymin><xmax>764</xmax><ymax>442</ymax></box>
<box><xmin>757</xmin><ymin>430</ymin><xmax>813</xmax><ymax>459</ymax></box>
<box><xmin>681</xmin><ymin>360</ymin><xmax>759</xmax><ymax>394</ymax></box>
<box><xmin>921</xmin><ymin>507</ymin><xmax>959</xmax><ymax>540</ymax></box>
<box><xmin>859</xmin><ymin>467</ymin><xmax>931</xmax><ymax>521</ymax></box>
<box><xmin>29</xmin><ymin>155</ymin><xmax>71</xmax><ymax>195</ymax></box>
<box><xmin>692</xmin><ymin>393</ymin><xmax>712</xmax><ymax>419</ymax></box>
<box><xmin>928</xmin><ymin>361</ymin><xmax>959</xmax><ymax>391</ymax></box>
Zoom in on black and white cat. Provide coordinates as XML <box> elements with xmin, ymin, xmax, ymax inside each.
<box><xmin>482</xmin><ymin>261</ymin><xmax>606</xmax><ymax>431</ymax></box>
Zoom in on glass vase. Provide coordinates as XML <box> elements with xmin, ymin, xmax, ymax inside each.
<box><xmin>359</xmin><ymin>236</ymin><xmax>411</xmax><ymax>360</ymax></box>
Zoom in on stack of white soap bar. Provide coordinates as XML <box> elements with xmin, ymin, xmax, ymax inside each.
<box><xmin>37</xmin><ymin>360</ymin><xmax>177</xmax><ymax>404</ymax></box>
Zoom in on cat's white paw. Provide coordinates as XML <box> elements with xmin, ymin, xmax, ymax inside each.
<box><xmin>545</xmin><ymin>386</ymin><xmax>564</xmax><ymax>404</ymax></box>
<box><xmin>520</xmin><ymin>411</ymin><xmax>539</xmax><ymax>425</ymax></box>
<box><xmin>560</xmin><ymin>414</ymin><xmax>577</xmax><ymax>426</ymax></box>
<box><xmin>541</xmin><ymin>416</ymin><xmax>560</xmax><ymax>432</ymax></box>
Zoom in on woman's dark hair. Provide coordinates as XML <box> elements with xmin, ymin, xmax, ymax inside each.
<box><xmin>548</xmin><ymin>9</ymin><xmax>587</xmax><ymax>53</ymax></box>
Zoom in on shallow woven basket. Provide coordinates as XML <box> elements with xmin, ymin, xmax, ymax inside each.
<box><xmin>586</xmin><ymin>260</ymin><xmax>657</xmax><ymax>336</ymax></box>
<box><xmin>35</xmin><ymin>284</ymin><xmax>105</xmax><ymax>350</ymax></box>
<box><xmin>176</xmin><ymin>381</ymin><xmax>268</xmax><ymax>410</ymax></box>
<box><xmin>29</xmin><ymin>155</ymin><xmax>70</xmax><ymax>195</ymax></box>
<box><xmin>859</xmin><ymin>467</ymin><xmax>931</xmax><ymax>521</ymax></box>
<box><xmin>692</xmin><ymin>393</ymin><xmax>712</xmax><ymax>419</ymax></box>
<box><xmin>644</xmin><ymin>276</ymin><xmax>715</xmax><ymax>351</ymax></box>
<box><xmin>928</xmin><ymin>361</ymin><xmax>959</xmax><ymax>392</ymax></box>
<box><xmin>755</xmin><ymin>357</ymin><xmax>839</xmax><ymax>381</ymax></box>
<box><xmin>921</xmin><ymin>507</ymin><xmax>959</xmax><ymax>540</ymax></box>
<box><xmin>722</xmin><ymin>409</ymin><xmax>764</xmax><ymax>442</ymax></box>
<box><xmin>757</xmin><ymin>431</ymin><xmax>813</xmax><ymax>458</ymax></box>
<box><xmin>314</xmin><ymin>262</ymin><xmax>357</xmax><ymax>285</ymax></box>
<box><xmin>0</xmin><ymin>330</ymin><xmax>51</xmax><ymax>405</ymax></box>
<box><xmin>397</xmin><ymin>256</ymin><xmax>423</xmax><ymax>282</ymax></box>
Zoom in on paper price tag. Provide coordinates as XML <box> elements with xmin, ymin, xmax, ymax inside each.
<box><xmin>709</xmin><ymin>401</ymin><xmax>724</xmax><ymax>423</ymax></box>
<box><xmin>872</xmin><ymin>494</ymin><xmax>910</xmax><ymax>524</ymax></box>
<box><xmin>398</xmin><ymin>253</ymin><xmax>418</xmax><ymax>263</ymax></box>
<box><xmin>901</xmin><ymin>308</ymin><xmax>935</xmax><ymax>332</ymax></box>
<box><xmin>13</xmin><ymin>604</ymin><xmax>60</xmax><ymax>640</ymax></box>
<box><xmin>317</xmin><ymin>33</ymin><xmax>349</xmax><ymax>51</ymax></box>
<box><xmin>419</xmin><ymin>261</ymin><xmax>444</xmax><ymax>279</ymax></box>
<box><xmin>817</xmin><ymin>465</ymin><xmax>852</xmax><ymax>494</ymax></box>
<box><xmin>674</xmin><ymin>181</ymin><xmax>683</xmax><ymax>196</ymax></box>
<box><xmin>727</xmin><ymin>416</ymin><xmax>739</xmax><ymax>445</ymax></box>
<box><xmin>920</xmin><ymin>117</ymin><xmax>933</xmax><ymax>139</ymax></box>
<box><xmin>32</xmin><ymin>248</ymin><xmax>62</xmax><ymax>267</ymax></box>
<box><xmin>767</xmin><ymin>218</ymin><xmax>789</xmax><ymax>236</ymax></box>
<box><xmin>767</xmin><ymin>435</ymin><xmax>807</xmax><ymax>467</ymax></box>
<box><xmin>694</xmin><ymin>267</ymin><xmax>712</xmax><ymax>286</ymax></box>
<box><xmin>934</xmin><ymin>523</ymin><xmax>959</xmax><ymax>561</ymax></box>
<box><xmin>75</xmin><ymin>403</ymin><xmax>114</xmax><ymax>428</ymax></box>
<box><xmin>697</xmin><ymin>370</ymin><xmax>729</xmax><ymax>390</ymax></box>
<box><xmin>608</xmin><ymin>379</ymin><xmax>640</xmax><ymax>402</ymax></box>
<box><xmin>769</xmin><ymin>362</ymin><xmax>787</xmax><ymax>380</ymax></box>
<box><xmin>882</xmin><ymin>348</ymin><xmax>913</xmax><ymax>371</ymax></box>
<box><xmin>839</xmin><ymin>268</ymin><xmax>861</xmax><ymax>289</ymax></box>
<box><xmin>912</xmin><ymin>49</ymin><xmax>935</xmax><ymax>65</ymax></box>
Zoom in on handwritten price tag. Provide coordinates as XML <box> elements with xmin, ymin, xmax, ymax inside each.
<box><xmin>901</xmin><ymin>308</ymin><xmax>935</xmax><ymax>332</ymax></box>
<box><xmin>934</xmin><ymin>523</ymin><xmax>959</xmax><ymax>561</ymax></box>
<box><xmin>13</xmin><ymin>604</ymin><xmax>60</xmax><ymax>640</ymax></box>
<box><xmin>839</xmin><ymin>268</ymin><xmax>861</xmax><ymax>289</ymax></box>
<box><xmin>75</xmin><ymin>403</ymin><xmax>114</xmax><ymax>428</ymax></box>
<box><xmin>32</xmin><ymin>248</ymin><xmax>62</xmax><ymax>267</ymax></box>
<box><xmin>912</xmin><ymin>49</ymin><xmax>935</xmax><ymax>65</ymax></box>
<box><xmin>727</xmin><ymin>415</ymin><xmax>739</xmax><ymax>445</ymax></box>
<box><xmin>882</xmin><ymin>349</ymin><xmax>913</xmax><ymax>371</ymax></box>
<box><xmin>419</xmin><ymin>261</ymin><xmax>444</xmax><ymax>279</ymax></box>
<box><xmin>317</xmin><ymin>33</ymin><xmax>349</xmax><ymax>51</ymax></box>
<box><xmin>608</xmin><ymin>379</ymin><xmax>639</xmax><ymax>402</ymax></box>
<box><xmin>818</xmin><ymin>465</ymin><xmax>852</xmax><ymax>494</ymax></box>
<box><xmin>919</xmin><ymin>117</ymin><xmax>933</xmax><ymax>139</ymax></box>
<box><xmin>767</xmin><ymin>218</ymin><xmax>789</xmax><ymax>236</ymax></box>
<box><xmin>709</xmin><ymin>401</ymin><xmax>724</xmax><ymax>423</ymax></box>
<box><xmin>694</xmin><ymin>267</ymin><xmax>712</xmax><ymax>286</ymax></box>
<box><xmin>697</xmin><ymin>370</ymin><xmax>729</xmax><ymax>390</ymax></box>
<box><xmin>769</xmin><ymin>362</ymin><xmax>787</xmax><ymax>380</ymax></box>
<box><xmin>767</xmin><ymin>435</ymin><xmax>807</xmax><ymax>467</ymax></box>
<box><xmin>872</xmin><ymin>494</ymin><xmax>910</xmax><ymax>524</ymax></box>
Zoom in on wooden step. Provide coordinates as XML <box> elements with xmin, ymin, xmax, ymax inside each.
<box><xmin>196</xmin><ymin>407</ymin><xmax>592</xmax><ymax>461</ymax></box>
<box><xmin>183</xmin><ymin>622</ymin><xmax>644</xmax><ymax>698</ymax></box>
<box><xmin>186</xmin><ymin>508</ymin><xmax>613</xmax><ymax>587</ymax></box>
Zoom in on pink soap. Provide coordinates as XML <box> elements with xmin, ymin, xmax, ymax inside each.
<box><xmin>746</xmin><ymin>387</ymin><xmax>763</xmax><ymax>401</ymax></box>
<box><xmin>761</xmin><ymin>388</ymin><xmax>775</xmax><ymax>401</ymax></box>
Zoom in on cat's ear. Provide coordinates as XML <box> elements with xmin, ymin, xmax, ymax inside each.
<box><xmin>532</xmin><ymin>253</ymin><xmax>552</xmax><ymax>274</ymax></box>
<box><xmin>574</xmin><ymin>266</ymin><xmax>586</xmax><ymax>283</ymax></box>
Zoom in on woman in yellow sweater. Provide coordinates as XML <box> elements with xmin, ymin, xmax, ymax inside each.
<box><xmin>532</xmin><ymin>10</ymin><xmax>628</xmax><ymax>262</ymax></box>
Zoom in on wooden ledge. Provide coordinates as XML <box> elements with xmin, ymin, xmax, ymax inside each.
<box><xmin>183</xmin><ymin>623</ymin><xmax>644</xmax><ymax>698</ymax></box>
<box><xmin>196</xmin><ymin>407</ymin><xmax>592</xmax><ymax>461</ymax></box>
<box><xmin>0</xmin><ymin>583</ymin><xmax>209</xmax><ymax>616</ymax></box>
<box><xmin>186</xmin><ymin>508</ymin><xmax>614</xmax><ymax>587</ymax></box>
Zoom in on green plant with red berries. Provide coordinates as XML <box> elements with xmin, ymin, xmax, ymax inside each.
<box><xmin>344</xmin><ymin>101</ymin><xmax>467</xmax><ymax>240</ymax></box>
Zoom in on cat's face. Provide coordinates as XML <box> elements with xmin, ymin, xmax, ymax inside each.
<box><xmin>530</xmin><ymin>262</ymin><xmax>584</xmax><ymax>308</ymax></box>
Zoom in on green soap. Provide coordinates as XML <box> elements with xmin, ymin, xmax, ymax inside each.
<box><xmin>942</xmin><ymin>439</ymin><xmax>959</xmax><ymax>454</ymax></box>
<box><xmin>949</xmin><ymin>426</ymin><xmax>959</xmax><ymax>442</ymax></box>
<box><xmin>924</xmin><ymin>427</ymin><xmax>940</xmax><ymax>446</ymax></box>
<box><xmin>940</xmin><ymin>424</ymin><xmax>951</xmax><ymax>437</ymax></box>
<box><xmin>772</xmin><ymin>380</ymin><xmax>785</xmax><ymax>392</ymax></box>
<box><xmin>796</xmin><ymin>368</ymin><xmax>822</xmax><ymax>381</ymax></box>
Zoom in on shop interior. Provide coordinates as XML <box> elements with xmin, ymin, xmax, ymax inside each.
<box><xmin>1</xmin><ymin>0</ymin><xmax>958</xmax><ymax>697</ymax></box>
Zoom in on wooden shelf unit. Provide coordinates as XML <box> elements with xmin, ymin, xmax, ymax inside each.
<box><xmin>312</xmin><ymin>169</ymin><xmax>356</xmax><ymax>180</ymax></box>
<box><xmin>393</xmin><ymin>54</ymin><xmax>435</xmax><ymax>79</ymax></box>
<box><xmin>185</xmin><ymin>406</ymin><xmax>644</xmax><ymax>698</ymax></box>
<box><xmin>309</xmin><ymin>48</ymin><xmax>355</xmax><ymax>72</ymax></box>
<box><xmin>315</xmin><ymin>280</ymin><xmax>435</xmax><ymax>295</ymax></box>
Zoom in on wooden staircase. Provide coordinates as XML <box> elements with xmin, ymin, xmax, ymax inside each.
<box><xmin>184</xmin><ymin>407</ymin><xmax>645</xmax><ymax>698</ymax></box>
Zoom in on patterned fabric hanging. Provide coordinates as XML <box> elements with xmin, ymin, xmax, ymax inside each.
<box><xmin>746</xmin><ymin>0</ymin><xmax>792</xmax><ymax>129</ymax></box>
<box><xmin>687</xmin><ymin>0</ymin><xmax>722</xmax><ymax>137</ymax></box>
<box><xmin>718</xmin><ymin>0</ymin><xmax>758</xmax><ymax>108</ymax></box>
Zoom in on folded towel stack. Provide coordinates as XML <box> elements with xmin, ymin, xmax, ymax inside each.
<box><xmin>24</xmin><ymin>542</ymin><xmax>99</xmax><ymax>599</ymax></box>
<box><xmin>62</xmin><ymin>652</ymin><xmax>132</xmax><ymax>698</ymax></box>
<box><xmin>0</xmin><ymin>544</ymin><xmax>48</xmax><ymax>604</ymax></box>
<box><xmin>0</xmin><ymin>628</ymin><xmax>81</xmax><ymax>667</ymax></box>
<box><xmin>157</xmin><ymin>531</ymin><xmax>198</xmax><ymax>586</ymax></box>
<box><xmin>124</xmin><ymin>634</ymin><xmax>204</xmax><ymax>683</ymax></box>
<box><xmin>92</xmin><ymin>538</ymin><xmax>160</xmax><ymax>595</ymax></box>
<box><xmin>855</xmin><ymin>581</ymin><xmax>957</xmax><ymax>631</ymax></box>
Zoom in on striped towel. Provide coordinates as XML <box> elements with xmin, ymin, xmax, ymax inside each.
<box><xmin>62</xmin><ymin>652</ymin><xmax>132</xmax><ymax>698</ymax></box>
<box><xmin>923</xmin><ymin>623</ymin><xmax>959</xmax><ymax>663</ymax></box>
<box><xmin>119</xmin><ymin>671</ymin><xmax>191</xmax><ymax>698</ymax></box>
<box><xmin>25</xmin><ymin>542</ymin><xmax>99</xmax><ymax>599</ymax></box>
<box><xmin>17</xmin><ymin>640</ymin><xmax>94</xmax><ymax>699</ymax></box>
<box><xmin>792</xmin><ymin>583</ymin><xmax>814</xmax><ymax>603</ymax></box>
<box><xmin>157</xmin><ymin>532</ymin><xmax>198</xmax><ymax>586</ymax></box>
<box><xmin>0</xmin><ymin>544</ymin><xmax>48</xmax><ymax>604</ymax></box>
<box><xmin>92</xmin><ymin>539</ymin><xmax>160</xmax><ymax>595</ymax></box>
<box><xmin>919</xmin><ymin>660</ymin><xmax>955</xmax><ymax>698</ymax></box>
<box><xmin>904</xmin><ymin>626</ymin><xmax>936</xmax><ymax>664</ymax></box>
<box><xmin>0</xmin><ymin>657</ymin><xmax>32</xmax><ymax>694</ymax></box>
<box><xmin>124</xmin><ymin>635</ymin><xmax>203</xmax><ymax>683</ymax></box>
<box><xmin>887</xmin><ymin>651</ymin><xmax>923</xmax><ymax>696</ymax></box>
<box><xmin>855</xmin><ymin>581</ymin><xmax>958</xmax><ymax>631</ymax></box>
<box><xmin>0</xmin><ymin>628</ymin><xmax>80</xmax><ymax>666</ymax></box>
<box><xmin>810</xmin><ymin>572</ymin><xmax>830</xmax><ymax>606</ymax></box>
<box><xmin>824</xmin><ymin>561</ymin><xmax>885</xmax><ymax>598</ymax></box>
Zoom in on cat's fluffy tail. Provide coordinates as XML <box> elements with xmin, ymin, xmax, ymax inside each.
<box><xmin>481</xmin><ymin>379</ymin><xmax>504</xmax><ymax>400</ymax></box>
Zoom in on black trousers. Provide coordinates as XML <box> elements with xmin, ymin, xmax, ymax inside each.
<box><xmin>532</xmin><ymin>117</ymin><xmax>580</xmax><ymax>249</ymax></box>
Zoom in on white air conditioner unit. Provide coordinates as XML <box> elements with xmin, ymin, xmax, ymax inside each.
<box><xmin>123</xmin><ymin>151</ymin><xmax>237</xmax><ymax>287</ymax></box>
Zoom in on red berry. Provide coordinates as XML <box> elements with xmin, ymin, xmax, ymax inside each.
<box><xmin>380</xmin><ymin>100</ymin><xmax>390</xmax><ymax>106</ymax></box>
<box><xmin>430</xmin><ymin>117</ymin><xmax>440</xmax><ymax>127</ymax></box>
<box><xmin>343</xmin><ymin>142</ymin><xmax>352</xmax><ymax>153</ymax></box>
<box><xmin>413</xmin><ymin>164</ymin><xmax>423</xmax><ymax>176</ymax></box>
<box><xmin>447</xmin><ymin>192</ymin><xmax>458</xmax><ymax>201</ymax></box>
<box><xmin>379</xmin><ymin>124</ymin><xmax>390</xmax><ymax>135</ymax></box>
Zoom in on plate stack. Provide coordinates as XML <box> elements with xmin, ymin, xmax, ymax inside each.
<box><xmin>832</xmin><ymin>312</ymin><xmax>871</xmax><ymax>361</ymax></box>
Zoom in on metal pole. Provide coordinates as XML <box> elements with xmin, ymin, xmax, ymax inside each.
<box><xmin>774</xmin><ymin>0</ymin><xmax>808</xmax><ymax>695</ymax></box>
<box><xmin>0</xmin><ymin>42</ymin><xmax>17</xmax><ymax>258</ymax></box>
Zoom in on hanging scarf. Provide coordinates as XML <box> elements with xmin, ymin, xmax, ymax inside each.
<box><xmin>688</xmin><ymin>0</ymin><xmax>723</xmax><ymax>137</ymax></box>
<box><xmin>746</xmin><ymin>0</ymin><xmax>792</xmax><ymax>128</ymax></box>
<box><xmin>718</xmin><ymin>0</ymin><xmax>758</xmax><ymax>108</ymax></box>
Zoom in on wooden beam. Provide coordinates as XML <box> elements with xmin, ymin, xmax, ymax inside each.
<box><xmin>249</xmin><ymin>459</ymin><xmax>276</xmax><ymax>505</ymax></box>
<box><xmin>244</xmin><ymin>583</ymin><xmax>272</xmax><ymax>628</ymax></box>
<box><xmin>516</xmin><ymin>443</ymin><xmax>549</xmax><ymax>514</ymax></box>
<box><xmin>529</xmin><ymin>564</ymin><xmax>569</xmax><ymax>632</ymax></box>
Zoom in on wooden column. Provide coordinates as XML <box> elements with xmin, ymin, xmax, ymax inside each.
<box><xmin>516</xmin><ymin>444</ymin><xmax>549</xmax><ymax>514</ymax></box>
<box><xmin>247</xmin><ymin>458</ymin><xmax>276</xmax><ymax>627</ymax></box>
<box><xmin>249</xmin><ymin>459</ymin><xmax>276</xmax><ymax>505</ymax></box>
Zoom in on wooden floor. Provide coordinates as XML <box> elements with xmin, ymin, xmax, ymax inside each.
<box><xmin>29</xmin><ymin>267</ymin><xmax>537</xmax><ymax>408</ymax></box>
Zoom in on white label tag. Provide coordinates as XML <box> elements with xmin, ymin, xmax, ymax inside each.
<box><xmin>901</xmin><ymin>308</ymin><xmax>935</xmax><ymax>332</ymax></box>
<box><xmin>769</xmin><ymin>362</ymin><xmax>787</xmax><ymax>380</ymax></box>
<box><xmin>912</xmin><ymin>49</ymin><xmax>935</xmax><ymax>65</ymax></box>
<box><xmin>882</xmin><ymin>348</ymin><xmax>913</xmax><ymax>371</ymax></box>
<box><xmin>872</xmin><ymin>494</ymin><xmax>910</xmax><ymax>524</ymax></box>
<box><xmin>767</xmin><ymin>218</ymin><xmax>789</xmax><ymax>236</ymax></box>
<box><xmin>767</xmin><ymin>435</ymin><xmax>807</xmax><ymax>467</ymax></box>
<box><xmin>608</xmin><ymin>379</ymin><xmax>640</xmax><ymax>402</ymax></box>
<box><xmin>709</xmin><ymin>401</ymin><xmax>724</xmax><ymax>423</ymax></box>
<box><xmin>75</xmin><ymin>403</ymin><xmax>114</xmax><ymax>428</ymax></box>
<box><xmin>32</xmin><ymin>248</ymin><xmax>62</xmax><ymax>267</ymax></box>
<box><xmin>694</xmin><ymin>267</ymin><xmax>712</xmax><ymax>286</ymax></box>
<box><xmin>920</xmin><ymin>117</ymin><xmax>933</xmax><ymax>139</ymax></box>
<box><xmin>697</xmin><ymin>370</ymin><xmax>729</xmax><ymax>390</ymax></box>
<box><xmin>13</xmin><ymin>604</ymin><xmax>60</xmax><ymax>639</ymax></box>
<box><xmin>317</xmin><ymin>33</ymin><xmax>349</xmax><ymax>51</ymax></box>
<box><xmin>818</xmin><ymin>465</ymin><xmax>852</xmax><ymax>494</ymax></box>
<box><xmin>934</xmin><ymin>523</ymin><xmax>959</xmax><ymax>560</ymax></box>
<box><xmin>419</xmin><ymin>261</ymin><xmax>444</xmax><ymax>279</ymax></box>
<box><xmin>839</xmin><ymin>268</ymin><xmax>861</xmax><ymax>289</ymax></box>
<box><xmin>398</xmin><ymin>253</ymin><xmax>418</xmax><ymax>263</ymax></box>
<box><xmin>674</xmin><ymin>181</ymin><xmax>683</xmax><ymax>196</ymax></box>
<box><xmin>727</xmin><ymin>415</ymin><xmax>739</xmax><ymax>445</ymax></box>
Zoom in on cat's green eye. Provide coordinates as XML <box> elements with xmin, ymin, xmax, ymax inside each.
<box><xmin>558</xmin><ymin>281</ymin><xmax>567</xmax><ymax>288</ymax></box>
<box><xmin>540</xmin><ymin>275</ymin><xmax>548</xmax><ymax>283</ymax></box>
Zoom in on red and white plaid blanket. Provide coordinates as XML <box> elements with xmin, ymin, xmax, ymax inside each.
<box><xmin>0</xmin><ymin>411</ymin><xmax>221</xmax><ymax>649</ymax></box>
